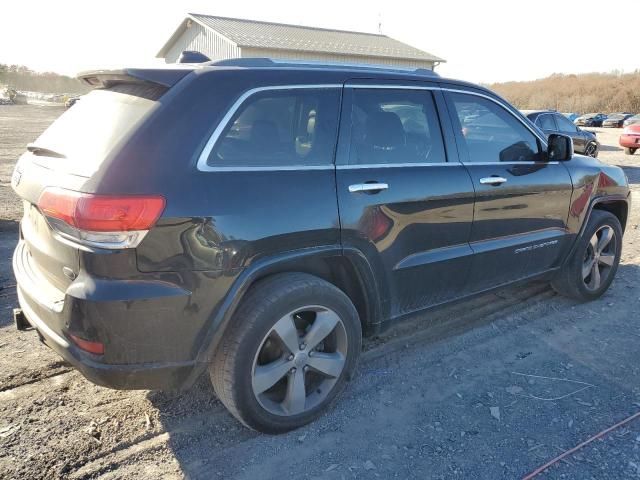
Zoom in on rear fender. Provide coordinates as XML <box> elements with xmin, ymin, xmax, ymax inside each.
<box><xmin>183</xmin><ymin>246</ymin><xmax>384</xmax><ymax>387</ymax></box>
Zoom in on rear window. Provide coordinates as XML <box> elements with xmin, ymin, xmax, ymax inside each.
<box><xmin>30</xmin><ymin>83</ymin><xmax>165</xmax><ymax>177</ymax></box>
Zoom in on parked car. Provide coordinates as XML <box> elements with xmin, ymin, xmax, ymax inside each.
<box><xmin>562</xmin><ymin>112</ymin><xmax>580</xmax><ymax>122</ymax></box>
<box><xmin>11</xmin><ymin>58</ymin><xmax>630</xmax><ymax>433</ymax></box>
<box><xmin>524</xmin><ymin>110</ymin><xmax>599</xmax><ymax>157</ymax></box>
<box><xmin>619</xmin><ymin>124</ymin><xmax>640</xmax><ymax>155</ymax></box>
<box><xmin>575</xmin><ymin>113</ymin><xmax>607</xmax><ymax>127</ymax></box>
<box><xmin>64</xmin><ymin>96</ymin><xmax>81</xmax><ymax>108</ymax></box>
<box><xmin>602</xmin><ymin>113</ymin><xmax>634</xmax><ymax>128</ymax></box>
<box><xmin>623</xmin><ymin>114</ymin><xmax>640</xmax><ymax>127</ymax></box>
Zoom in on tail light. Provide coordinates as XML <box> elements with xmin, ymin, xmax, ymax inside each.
<box><xmin>69</xmin><ymin>334</ymin><xmax>104</xmax><ymax>355</ymax></box>
<box><xmin>38</xmin><ymin>187</ymin><xmax>165</xmax><ymax>249</ymax></box>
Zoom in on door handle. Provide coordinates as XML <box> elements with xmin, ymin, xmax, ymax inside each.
<box><xmin>348</xmin><ymin>183</ymin><xmax>389</xmax><ymax>193</ymax></box>
<box><xmin>479</xmin><ymin>176</ymin><xmax>507</xmax><ymax>185</ymax></box>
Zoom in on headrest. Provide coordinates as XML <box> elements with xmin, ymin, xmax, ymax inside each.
<box><xmin>365</xmin><ymin>111</ymin><xmax>405</xmax><ymax>149</ymax></box>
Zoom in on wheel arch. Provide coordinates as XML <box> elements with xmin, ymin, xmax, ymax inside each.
<box><xmin>564</xmin><ymin>194</ymin><xmax>629</xmax><ymax>266</ymax></box>
<box><xmin>593</xmin><ymin>199</ymin><xmax>628</xmax><ymax>233</ymax></box>
<box><xmin>186</xmin><ymin>246</ymin><xmax>383</xmax><ymax>386</ymax></box>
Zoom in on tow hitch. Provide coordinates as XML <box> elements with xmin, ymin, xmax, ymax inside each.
<box><xmin>13</xmin><ymin>308</ymin><xmax>31</xmax><ymax>331</ymax></box>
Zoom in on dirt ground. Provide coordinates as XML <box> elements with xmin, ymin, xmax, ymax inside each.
<box><xmin>1</xmin><ymin>104</ymin><xmax>640</xmax><ymax>479</ymax></box>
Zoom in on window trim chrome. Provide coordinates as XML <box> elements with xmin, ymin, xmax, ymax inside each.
<box><xmin>196</xmin><ymin>82</ymin><xmax>549</xmax><ymax>172</ymax></box>
<box><xmin>438</xmin><ymin>87</ymin><xmax>549</xmax><ymax>147</ymax></box>
<box><xmin>196</xmin><ymin>84</ymin><xmax>342</xmax><ymax>172</ymax></box>
<box><xmin>336</xmin><ymin>162</ymin><xmax>459</xmax><ymax>169</ymax></box>
<box><xmin>345</xmin><ymin>84</ymin><xmax>548</xmax><ymax>146</ymax></box>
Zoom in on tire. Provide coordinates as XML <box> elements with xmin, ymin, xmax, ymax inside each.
<box><xmin>584</xmin><ymin>142</ymin><xmax>598</xmax><ymax>157</ymax></box>
<box><xmin>210</xmin><ymin>272</ymin><xmax>362</xmax><ymax>433</ymax></box>
<box><xmin>552</xmin><ymin>210</ymin><xmax>622</xmax><ymax>301</ymax></box>
<box><xmin>624</xmin><ymin>147</ymin><xmax>636</xmax><ymax>155</ymax></box>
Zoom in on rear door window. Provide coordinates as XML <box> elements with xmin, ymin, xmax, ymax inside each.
<box><xmin>536</xmin><ymin>114</ymin><xmax>557</xmax><ymax>131</ymax></box>
<box><xmin>208</xmin><ymin>88</ymin><xmax>341</xmax><ymax>168</ymax></box>
<box><xmin>555</xmin><ymin>114</ymin><xmax>579</xmax><ymax>133</ymax></box>
<box><xmin>347</xmin><ymin>88</ymin><xmax>446</xmax><ymax>165</ymax></box>
<box><xmin>30</xmin><ymin>83</ymin><xmax>166</xmax><ymax>177</ymax></box>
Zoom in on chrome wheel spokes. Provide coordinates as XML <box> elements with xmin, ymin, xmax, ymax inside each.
<box><xmin>252</xmin><ymin>306</ymin><xmax>348</xmax><ymax>416</ymax></box>
<box><xmin>582</xmin><ymin>225</ymin><xmax>616</xmax><ymax>291</ymax></box>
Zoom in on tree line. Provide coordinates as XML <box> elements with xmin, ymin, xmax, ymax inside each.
<box><xmin>488</xmin><ymin>71</ymin><xmax>640</xmax><ymax>114</ymax></box>
<box><xmin>0</xmin><ymin>64</ymin><xmax>88</xmax><ymax>94</ymax></box>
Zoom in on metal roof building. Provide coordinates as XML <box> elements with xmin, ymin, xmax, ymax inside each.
<box><xmin>157</xmin><ymin>14</ymin><xmax>445</xmax><ymax>70</ymax></box>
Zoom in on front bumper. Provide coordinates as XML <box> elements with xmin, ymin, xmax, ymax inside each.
<box><xmin>12</xmin><ymin>240</ymin><xmax>198</xmax><ymax>390</ymax></box>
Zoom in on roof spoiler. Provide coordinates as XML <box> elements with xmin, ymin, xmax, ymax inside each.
<box><xmin>77</xmin><ymin>67</ymin><xmax>194</xmax><ymax>89</ymax></box>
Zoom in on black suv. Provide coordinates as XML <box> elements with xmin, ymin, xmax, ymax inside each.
<box><xmin>11</xmin><ymin>59</ymin><xmax>630</xmax><ymax>433</ymax></box>
<box><xmin>524</xmin><ymin>110</ymin><xmax>600</xmax><ymax>157</ymax></box>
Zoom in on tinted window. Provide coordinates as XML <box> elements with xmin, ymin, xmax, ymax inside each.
<box><xmin>449</xmin><ymin>93</ymin><xmax>540</xmax><ymax>163</ymax></box>
<box><xmin>555</xmin><ymin>114</ymin><xmax>578</xmax><ymax>133</ymax></box>
<box><xmin>31</xmin><ymin>84</ymin><xmax>166</xmax><ymax>177</ymax></box>
<box><xmin>209</xmin><ymin>89</ymin><xmax>340</xmax><ymax>167</ymax></box>
<box><xmin>536</xmin><ymin>114</ymin><xmax>556</xmax><ymax>131</ymax></box>
<box><xmin>348</xmin><ymin>89</ymin><xmax>446</xmax><ymax>165</ymax></box>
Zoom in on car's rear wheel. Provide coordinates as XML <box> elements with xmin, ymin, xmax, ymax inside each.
<box><xmin>210</xmin><ymin>273</ymin><xmax>362</xmax><ymax>433</ymax></box>
<box><xmin>624</xmin><ymin>147</ymin><xmax>636</xmax><ymax>155</ymax></box>
<box><xmin>551</xmin><ymin>210</ymin><xmax>622</xmax><ymax>301</ymax></box>
<box><xmin>584</xmin><ymin>142</ymin><xmax>598</xmax><ymax>157</ymax></box>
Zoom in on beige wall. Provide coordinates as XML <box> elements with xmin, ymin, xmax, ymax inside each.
<box><xmin>164</xmin><ymin>24</ymin><xmax>241</xmax><ymax>63</ymax></box>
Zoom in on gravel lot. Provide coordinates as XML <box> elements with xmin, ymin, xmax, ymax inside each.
<box><xmin>1</xmin><ymin>105</ymin><xmax>639</xmax><ymax>479</ymax></box>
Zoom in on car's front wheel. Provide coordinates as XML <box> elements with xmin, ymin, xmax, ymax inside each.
<box><xmin>624</xmin><ymin>147</ymin><xmax>637</xmax><ymax>155</ymax></box>
<box><xmin>551</xmin><ymin>210</ymin><xmax>622</xmax><ymax>301</ymax></box>
<box><xmin>210</xmin><ymin>273</ymin><xmax>362</xmax><ymax>433</ymax></box>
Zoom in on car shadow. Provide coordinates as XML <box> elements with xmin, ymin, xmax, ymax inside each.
<box><xmin>0</xmin><ymin>218</ymin><xmax>18</xmax><ymax>234</ymax></box>
<box><xmin>0</xmin><ymin>220</ymin><xmax>19</xmax><ymax>328</ymax></box>
<box><xmin>598</xmin><ymin>144</ymin><xmax>622</xmax><ymax>152</ymax></box>
<box><xmin>615</xmin><ymin>165</ymin><xmax>640</xmax><ymax>184</ymax></box>
<box><xmin>146</xmin><ymin>263</ymin><xmax>640</xmax><ymax>478</ymax></box>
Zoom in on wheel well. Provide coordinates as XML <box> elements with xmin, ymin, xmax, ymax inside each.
<box><xmin>593</xmin><ymin>201</ymin><xmax>628</xmax><ymax>232</ymax></box>
<box><xmin>248</xmin><ymin>256</ymin><xmax>372</xmax><ymax>332</ymax></box>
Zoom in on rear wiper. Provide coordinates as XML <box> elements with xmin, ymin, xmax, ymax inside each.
<box><xmin>27</xmin><ymin>144</ymin><xmax>66</xmax><ymax>158</ymax></box>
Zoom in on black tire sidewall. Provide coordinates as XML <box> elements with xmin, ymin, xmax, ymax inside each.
<box><xmin>222</xmin><ymin>276</ymin><xmax>361</xmax><ymax>433</ymax></box>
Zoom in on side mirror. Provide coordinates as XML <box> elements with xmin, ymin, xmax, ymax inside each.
<box><xmin>547</xmin><ymin>134</ymin><xmax>573</xmax><ymax>161</ymax></box>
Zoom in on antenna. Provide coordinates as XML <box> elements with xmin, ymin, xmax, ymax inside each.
<box><xmin>377</xmin><ymin>12</ymin><xmax>382</xmax><ymax>34</ymax></box>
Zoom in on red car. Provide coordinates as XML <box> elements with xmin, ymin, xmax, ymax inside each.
<box><xmin>620</xmin><ymin>124</ymin><xmax>640</xmax><ymax>155</ymax></box>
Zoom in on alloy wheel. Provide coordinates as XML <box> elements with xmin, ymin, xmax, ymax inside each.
<box><xmin>582</xmin><ymin>225</ymin><xmax>616</xmax><ymax>291</ymax></box>
<box><xmin>585</xmin><ymin>142</ymin><xmax>598</xmax><ymax>157</ymax></box>
<box><xmin>251</xmin><ymin>306</ymin><xmax>348</xmax><ymax>416</ymax></box>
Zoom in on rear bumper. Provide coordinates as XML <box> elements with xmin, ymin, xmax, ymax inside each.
<box><xmin>619</xmin><ymin>135</ymin><xmax>640</xmax><ymax>148</ymax></box>
<box><xmin>12</xmin><ymin>240</ymin><xmax>199</xmax><ymax>390</ymax></box>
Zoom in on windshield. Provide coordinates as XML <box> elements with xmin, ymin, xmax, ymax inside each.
<box><xmin>30</xmin><ymin>83</ymin><xmax>165</xmax><ymax>177</ymax></box>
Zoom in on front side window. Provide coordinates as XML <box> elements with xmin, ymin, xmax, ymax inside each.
<box><xmin>449</xmin><ymin>92</ymin><xmax>541</xmax><ymax>163</ymax></box>
<box><xmin>348</xmin><ymin>88</ymin><xmax>446</xmax><ymax>165</ymax></box>
<box><xmin>555</xmin><ymin>114</ymin><xmax>578</xmax><ymax>133</ymax></box>
<box><xmin>208</xmin><ymin>88</ymin><xmax>340</xmax><ymax>167</ymax></box>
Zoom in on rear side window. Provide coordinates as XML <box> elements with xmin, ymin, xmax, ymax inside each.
<box><xmin>31</xmin><ymin>83</ymin><xmax>166</xmax><ymax>177</ymax></box>
<box><xmin>449</xmin><ymin>92</ymin><xmax>541</xmax><ymax>163</ymax></box>
<box><xmin>536</xmin><ymin>114</ymin><xmax>557</xmax><ymax>131</ymax></box>
<box><xmin>555</xmin><ymin>114</ymin><xmax>578</xmax><ymax>133</ymax></box>
<box><xmin>208</xmin><ymin>88</ymin><xmax>340</xmax><ymax>168</ymax></box>
<box><xmin>348</xmin><ymin>88</ymin><xmax>446</xmax><ymax>165</ymax></box>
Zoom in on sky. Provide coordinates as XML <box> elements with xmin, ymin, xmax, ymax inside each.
<box><xmin>1</xmin><ymin>0</ymin><xmax>638</xmax><ymax>84</ymax></box>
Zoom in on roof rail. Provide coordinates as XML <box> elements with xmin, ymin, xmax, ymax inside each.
<box><xmin>209</xmin><ymin>57</ymin><xmax>439</xmax><ymax>77</ymax></box>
